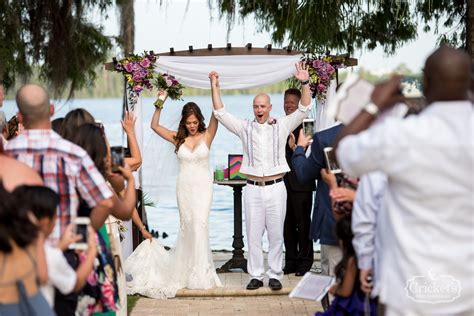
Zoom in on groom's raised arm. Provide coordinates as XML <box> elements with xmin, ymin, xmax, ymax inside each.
<box><xmin>209</xmin><ymin>71</ymin><xmax>244</xmax><ymax>136</ymax></box>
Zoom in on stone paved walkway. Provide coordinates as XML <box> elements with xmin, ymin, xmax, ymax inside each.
<box><xmin>130</xmin><ymin>252</ymin><xmax>324</xmax><ymax>315</ymax></box>
<box><xmin>132</xmin><ymin>296</ymin><xmax>323</xmax><ymax>315</ymax></box>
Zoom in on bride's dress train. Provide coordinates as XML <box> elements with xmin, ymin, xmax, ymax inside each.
<box><xmin>124</xmin><ymin>141</ymin><xmax>222</xmax><ymax>298</ymax></box>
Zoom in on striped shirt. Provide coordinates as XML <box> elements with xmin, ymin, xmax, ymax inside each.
<box><xmin>5</xmin><ymin>129</ymin><xmax>113</xmax><ymax>240</ymax></box>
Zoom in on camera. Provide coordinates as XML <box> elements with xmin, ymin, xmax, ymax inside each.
<box><xmin>110</xmin><ymin>146</ymin><xmax>125</xmax><ymax>173</ymax></box>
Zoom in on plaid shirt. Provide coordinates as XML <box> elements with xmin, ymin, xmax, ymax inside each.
<box><xmin>5</xmin><ymin>129</ymin><xmax>113</xmax><ymax>240</ymax></box>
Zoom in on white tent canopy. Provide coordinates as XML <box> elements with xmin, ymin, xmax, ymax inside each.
<box><xmin>154</xmin><ymin>54</ymin><xmax>303</xmax><ymax>89</ymax></box>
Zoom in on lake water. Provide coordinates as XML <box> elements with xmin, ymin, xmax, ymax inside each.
<box><xmin>2</xmin><ymin>94</ymin><xmax>320</xmax><ymax>251</ymax></box>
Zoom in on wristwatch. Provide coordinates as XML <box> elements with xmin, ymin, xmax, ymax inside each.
<box><xmin>363</xmin><ymin>102</ymin><xmax>379</xmax><ymax>116</ymax></box>
<box><xmin>300</xmin><ymin>79</ymin><xmax>310</xmax><ymax>85</ymax></box>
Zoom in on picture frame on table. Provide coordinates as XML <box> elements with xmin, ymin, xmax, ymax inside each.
<box><xmin>228</xmin><ymin>154</ymin><xmax>246</xmax><ymax>180</ymax></box>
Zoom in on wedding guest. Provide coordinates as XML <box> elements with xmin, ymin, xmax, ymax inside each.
<box><xmin>61</xmin><ymin>108</ymin><xmax>96</xmax><ymax>141</ymax></box>
<box><xmin>316</xmin><ymin>215</ymin><xmax>377</xmax><ymax>316</ymax></box>
<box><xmin>291</xmin><ymin>124</ymin><xmax>343</xmax><ymax>281</ymax></box>
<box><xmin>351</xmin><ymin>172</ymin><xmax>387</xmax><ymax>301</ymax></box>
<box><xmin>5</xmin><ymin>85</ymin><xmax>114</xmax><ymax>240</ymax></box>
<box><xmin>210</xmin><ymin>63</ymin><xmax>312</xmax><ymax>290</ymax></box>
<box><xmin>0</xmin><ymin>184</ymin><xmax>53</xmax><ymax>315</ymax></box>
<box><xmin>109</xmin><ymin>111</ymin><xmax>151</xmax><ymax>241</ymax></box>
<box><xmin>12</xmin><ymin>185</ymin><xmax>97</xmax><ymax>308</ymax></box>
<box><xmin>282</xmin><ymin>88</ymin><xmax>315</xmax><ymax>276</ymax></box>
<box><xmin>69</xmin><ymin>123</ymin><xmax>137</xmax><ymax>315</ymax></box>
<box><xmin>51</xmin><ymin>117</ymin><xmax>64</xmax><ymax>134</ymax></box>
<box><xmin>334</xmin><ymin>47</ymin><xmax>473</xmax><ymax>315</ymax></box>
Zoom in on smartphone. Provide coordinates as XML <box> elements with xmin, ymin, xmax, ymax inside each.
<box><xmin>71</xmin><ymin>217</ymin><xmax>90</xmax><ymax>250</ymax></box>
<box><xmin>302</xmin><ymin>119</ymin><xmax>315</xmax><ymax>139</ymax></box>
<box><xmin>110</xmin><ymin>146</ymin><xmax>125</xmax><ymax>173</ymax></box>
<box><xmin>323</xmin><ymin>147</ymin><xmax>342</xmax><ymax>174</ymax></box>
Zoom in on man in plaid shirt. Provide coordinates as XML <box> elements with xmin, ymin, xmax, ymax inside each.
<box><xmin>5</xmin><ymin>84</ymin><xmax>114</xmax><ymax>242</ymax></box>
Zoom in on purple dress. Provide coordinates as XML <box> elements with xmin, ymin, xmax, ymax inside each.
<box><xmin>316</xmin><ymin>280</ymin><xmax>378</xmax><ymax>316</ymax></box>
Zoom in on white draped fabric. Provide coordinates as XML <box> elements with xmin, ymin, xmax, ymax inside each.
<box><xmin>314</xmin><ymin>80</ymin><xmax>339</xmax><ymax>132</ymax></box>
<box><xmin>121</xmin><ymin>90</ymin><xmax>144</xmax><ymax>260</ymax></box>
<box><xmin>154</xmin><ymin>54</ymin><xmax>303</xmax><ymax>89</ymax></box>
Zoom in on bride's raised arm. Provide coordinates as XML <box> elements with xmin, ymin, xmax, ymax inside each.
<box><xmin>206</xmin><ymin>112</ymin><xmax>218</xmax><ymax>146</ymax></box>
<box><xmin>205</xmin><ymin>71</ymin><xmax>220</xmax><ymax>146</ymax></box>
<box><xmin>150</xmin><ymin>90</ymin><xmax>177</xmax><ymax>144</ymax></box>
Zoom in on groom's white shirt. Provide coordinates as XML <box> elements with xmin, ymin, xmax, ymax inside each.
<box><xmin>213</xmin><ymin>102</ymin><xmax>311</xmax><ymax>177</ymax></box>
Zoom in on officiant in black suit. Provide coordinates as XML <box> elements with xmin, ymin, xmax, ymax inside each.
<box><xmin>282</xmin><ymin>88</ymin><xmax>315</xmax><ymax>276</ymax></box>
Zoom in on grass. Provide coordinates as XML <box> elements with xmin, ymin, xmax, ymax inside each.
<box><xmin>127</xmin><ymin>295</ymin><xmax>140</xmax><ymax>315</ymax></box>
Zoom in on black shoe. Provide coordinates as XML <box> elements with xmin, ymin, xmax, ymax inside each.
<box><xmin>295</xmin><ymin>270</ymin><xmax>307</xmax><ymax>277</ymax></box>
<box><xmin>268</xmin><ymin>278</ymin><xmax>282</xmax><ymax>291</ymax></box>
<box><xmin>246</xmin><ymin>279</ymin><xmax>263</xmax><ymax>290</ymax></box>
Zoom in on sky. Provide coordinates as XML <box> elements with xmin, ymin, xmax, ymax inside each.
<box><xmin>97</xmin><ymin>0</ymin><xmax>445</xmax><ymax>74</ymax></box>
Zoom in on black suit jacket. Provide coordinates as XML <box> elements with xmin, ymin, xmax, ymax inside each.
<box><xmin>284</xmin><ymin>124</ymin><xmax>316</xmax><ymax>192</ymax></box>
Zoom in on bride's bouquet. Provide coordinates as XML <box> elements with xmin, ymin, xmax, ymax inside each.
<box><xmin>153</xmin><ymin>73</ymin><xmax>184</xmax><ymax>109</ymax></box>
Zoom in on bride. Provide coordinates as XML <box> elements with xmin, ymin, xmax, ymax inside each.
<box><xmin>124</xmin><ymin>80</ymin><xmax>222</xmax><ymax>298</ymax></box>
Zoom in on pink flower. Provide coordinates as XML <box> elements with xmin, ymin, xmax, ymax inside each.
<box><xmin>101</xmin><ymin>280</ymin><xmax>117</xmax><ymax>310</ymax></box>
<box><xmin>132</xmin><ymin>62</ymin><xmax>141</xmax><ymax>71</ymax></box>
<box><xmin>123</xmin><ymin>62</ymin><xmax>133</xmax><ymax>73</ymax></box>
<box><xmin>165</xmin><ymin>78</ymin><xmax>173</xmax><ymax>87</ymax></box>
<box><xmin>86</xmin><ymin>270</ymin><xmax>98</xmax><ymax>286</ymax></box>
<box><xmin>133</xmin><ymin>73</ymin><xmax>143</xmax><ymax>82</ymax></box>
<box><xmin>133</xmin><ymin>85</ymin><xmax>143</xmax><ymax>93</ymax></box>
<box><xmin>317</xmin><ymin>83</ymin><xmax>327</xmax><ymax>92</ymax></box>
<box><xmin>312</xmin><ymin>60</ymin><xmax>322</xmax><ymax>69</ymax></box>
<box><xmin>267</xmin><ymin>117</ymin><xmax>277</xmax><ymax>125</ymax></box>
<box><xmin>140</xmin><ymin>58</ymin><xmax>151</xmax><ymax>68</ymax></box>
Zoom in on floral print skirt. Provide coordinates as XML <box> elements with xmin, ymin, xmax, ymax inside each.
<box><xmin>76</xmin><ymin>225</ymin><xmax>119</xmax><ymax>316</ymax></box>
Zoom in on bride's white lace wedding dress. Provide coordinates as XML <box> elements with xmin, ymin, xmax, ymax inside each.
<box><xmin>124</xmin><ymin>141</ymin><xmax>222</xmax><ymax>298</ymax></box>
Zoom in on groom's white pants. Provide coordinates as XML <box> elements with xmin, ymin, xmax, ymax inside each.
<box><xmin>244</xmin><ymin>181</ymin><xmax>287</xmax><ymax>281</ymax></box>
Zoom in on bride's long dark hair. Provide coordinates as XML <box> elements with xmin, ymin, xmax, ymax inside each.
<box><xmin>174</xmin><ymin>102</ymin><xmax>206</xmax><ymax>153</ymax></box>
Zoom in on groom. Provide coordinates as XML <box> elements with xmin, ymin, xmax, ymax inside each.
<box><xmin>209</xmin><ymin>63</ymin><xmax>311</xmax><ymax>290</ymax></box>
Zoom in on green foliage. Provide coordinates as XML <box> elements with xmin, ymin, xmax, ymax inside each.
<box><xmin>0</xmin><ymin>0</ymin><xmax>114</xmax><ymax>99</ymax></box>
<box><xmin>127</xmin><ymin>295</ymin><xmax>140</xmax><ymax>315</ymax></box>
<box><xmin>212</xmin><ymin>0</ymin><xmax>467</xmax><ymax>54</ymax></box>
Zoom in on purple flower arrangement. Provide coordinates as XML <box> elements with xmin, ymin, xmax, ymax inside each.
<box><xmin>113</xmin><ymin>51</ymin><xmax>157</xmax><ymax>94</ymax></box>
<box><xmin>113</xmin><ymin>51</ymin><xmax>185</xmax><ymax>109</ymax></box>
<box><xmin>304</xmin><ymin>55</ymin><xmax>347</xmax><ymax>100</ymax></box>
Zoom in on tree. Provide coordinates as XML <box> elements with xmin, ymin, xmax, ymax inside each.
<box><xmin>116</xmin><ymin>0</ymin><xmax>135</xmax><ymax>56</ymax></box>
<box><xmin>0</xmin><ymin>0</ymin><xmax>114</xmax><ymax>98</ymax></box>
<box><xmin>213</xmin><ymin>0</ymin><xmax>470</xmax><ymax>60</ymax></box>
